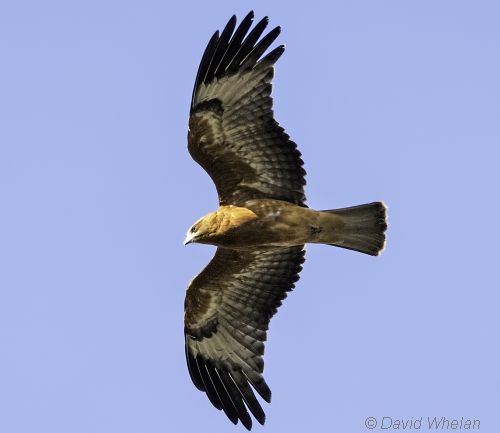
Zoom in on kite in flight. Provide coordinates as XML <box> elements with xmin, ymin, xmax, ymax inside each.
<box><xmin>183</xmin><ymin>11</ymin><xmax>387</xmax><ymax>429</ymax></box>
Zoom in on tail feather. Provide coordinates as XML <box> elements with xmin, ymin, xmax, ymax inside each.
<box><xmin>323</xmin><ymin>202</ymin><xmax>387</xmax><ymax>256</ymax></box>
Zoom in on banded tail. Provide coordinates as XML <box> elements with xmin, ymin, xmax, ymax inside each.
<box><xmin>320</xmin><ymin>202</ymin><xmax>387</xmax><ymax>256</ymax></box>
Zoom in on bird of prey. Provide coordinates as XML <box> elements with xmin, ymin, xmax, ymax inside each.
<box><xmin>183</xmin><ymin>11</ymin><xmax>387</xmax><ymax>429</ymax></box>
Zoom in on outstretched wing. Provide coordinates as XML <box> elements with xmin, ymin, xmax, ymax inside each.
<box><xmin>184</xmin><ymin>246</ymin><xmax>306</xmax><ymax>429</ymax></box>
<box><xmin>188</xmin><ymin>11</ymin><xmax>306</xmax><ymax>207</ymax></box>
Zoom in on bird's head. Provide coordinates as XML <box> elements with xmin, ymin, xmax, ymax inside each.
<box><xmin>184</xmin><ymin>206</ymin><xmax>257</xmax><ymax>246</ymax></box>
<box><xmin>184</xmin><ymin>212</ymin><xmax>220</xmax><ymax>246</ymax></box>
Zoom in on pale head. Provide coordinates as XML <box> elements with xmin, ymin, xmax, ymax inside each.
<box><xmin>183</xmin><ymin>211</ymin><xmax>220</xmax><ymax>245</ymax></box>
<box><xmin>183</xmin><ymin>206</ymin><xmax>258</xmax><ymax>246</ymax></box>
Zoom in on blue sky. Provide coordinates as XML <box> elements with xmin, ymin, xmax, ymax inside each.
<box><xmin>1</xmin><ymin>1</ymin><xmax>499</xmax><ymax>432</ymax></box>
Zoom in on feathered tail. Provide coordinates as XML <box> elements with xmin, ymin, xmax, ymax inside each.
<box><xmin>321</xmin><ymin>202</ymin><xmax>387</xmax><ymax>256</ymax></box>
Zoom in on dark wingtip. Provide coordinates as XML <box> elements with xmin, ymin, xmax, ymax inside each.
<box><xmin>226</xmin><ymin>15</ymin><xmax>237</xmax><ymax>33</ymax></box>
<box><xmin>192</xmin><ymin>12</ymin><xmax>285</xmax><ymax>111</ymax></box>
<box><xmin>257</xmin><ymin>44</ymin><xmax>285</xmax><ymax>69</ymax></box>
<box><xmin>262</xmin><ymin>386</ymin><xmax>272</xmax><ymax>403</ymax></box>
<box><xmin>191</xmin><ymin>29</ymin><xmax>220</xmax><ymax>109</ymax></box>
<box><xmin>241</xmin><ymin>416</ymin><xmax>253</xmax><ymax>431</ymax></box>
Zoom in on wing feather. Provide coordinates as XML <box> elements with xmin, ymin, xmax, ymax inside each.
<box><xmin>204</xmin><ymin>15</ymin><xmax>237</xmax><ymax>84</ymax></box>
<box><xmin>228</xmin><ymin>16</ymin><xmax>270</xmax><ymax>73</ymax></box>
<box><xmin>217</xmin><ymin>368</ymin><xmax>254</xmax><ymax>429</ymax></box>
<box><xmin>185</xmin><ymin>341</ymin><xmax>204</xmax><ymax>391</ymax></box>
<box><xmin>240</xmin><ymin>26</ymin><xmax>281</xmax><ymax>70</ymax></box>
<box><xmin>215</xmin><ymin>12</ymin><xmax>255</xmax><ymax>78</ymax></box>
<box><xmin>227</xmin><ymin>369</ymin><xmax>266</xmax><ymax>425</ymax></box>
<box><xmin>184</xmin><ymin>246</ymin><xmax>305</xmax><ymax>429</ymax></box>
<box><xmin>195</xmin><ymin>355</ymin><xmax>224</xmax><ymax>411</ymax></box>
<box><xmin>207</xmin><ymin>364</ymin><xmax>240</xmax><ymax>425</ymax></box>
<box><xmin>189</xmin><ymin>12</ymin><xmax>306</xmax><ymax>206</ymax></box>
<box><xmin>191</xmin><ymin>31</ymin><xmax>219</xmax><ymax>109</ymax></box>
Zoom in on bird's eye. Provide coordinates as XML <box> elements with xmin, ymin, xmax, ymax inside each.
<box><xmin>191</xmin><ymin>226</ymin><xmax>197</xmax><ymax>233</ymax></box>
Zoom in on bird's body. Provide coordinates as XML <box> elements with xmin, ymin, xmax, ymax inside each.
<box><xmin>186</xmin><ymin>199</ymin><xmax>321</xmax><ymax>248</ymax></box>
<box><xmin>182</xmin><ymin>12</ymin><xmax>388</xmax><ymax>429</ymax></box>
<box><xmin>185</xmin><ymin>199</ymin><xmax>384</xmax><ymax>250</ymax></box>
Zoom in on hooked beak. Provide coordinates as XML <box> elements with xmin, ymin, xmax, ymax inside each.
<box><xmin>184</xmin><ymin>232</ymin><xmax>195</xmax><ymax>246</ymax></box>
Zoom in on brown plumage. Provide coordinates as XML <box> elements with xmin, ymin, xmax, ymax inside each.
<box><xmin>184</xmin><ymin>12</ymin><xmax>388</xmax><ymax>430</ymax></box>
